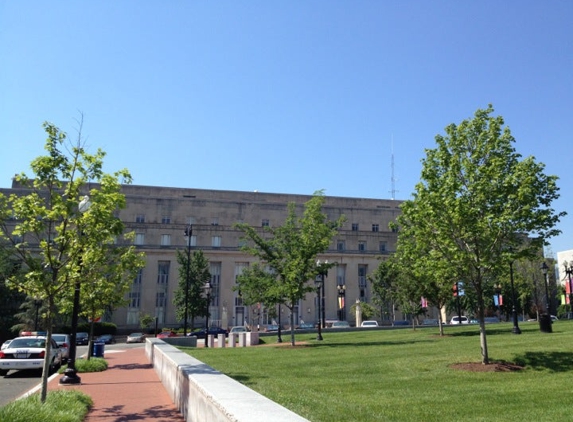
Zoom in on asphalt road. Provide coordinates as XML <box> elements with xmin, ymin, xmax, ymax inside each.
<box><xmin>0</xmin><ymin>342</ymin><xmax>144</xmax><ymax>407</ymax></box>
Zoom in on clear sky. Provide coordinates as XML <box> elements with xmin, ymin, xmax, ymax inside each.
<box><xmin>1</xmin><ymin>1</ymin><xmax>571</xmax><ymax>257</ymax></box>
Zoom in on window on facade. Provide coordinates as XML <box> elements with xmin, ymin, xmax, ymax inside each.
<box><xmin>358</xmin><ymin>241</ymin><xmax>366</xmax><ymax>251</ymax></box>
<box><xmin>134</xmin><ymin>269</ymin><xmax>143</xmax><ymax>284</ymax></box>
<box><xmin>337</xmin><ymin>265</ymin><xmax>346</xmax><ymax>287</ymax></box>
<box><xmin>210</xmin><ymin>262</ymin><xmax>221</xmax><ymax>307</ymax></box>
<box><xmin>358</xmin><ymin>265</ymin><xmax>367</xmax><ymax>287</ymax></box>
<box><xmin>352</xmin><ymin>223</ymin><xmax>359</xmax><ymax>231</ymax></box>
<box><xmin>337</xmin><ymin>240</ymin><xmax>345</xmax><ymax>251</ymax></box>
<box><xmin>136</xmin><ymin>214</ymin><xmax>145</xmax><ymax>223</ymax></box>
<box><xmin>129</xmin><ymin>291</ymin><xmax>140</xmax><ymax>308</ymax></box>
<box><xmin>379</xmin><ymin>241</ymin><xmax>387</xmax><ymax>252</ymax></box>
<box><xmin>262</xmin><ymin>219</ymin><xmax>270</xmax><ymax>227</ymax></box>
<box><xmin>212</xmin><ymin>218</ymin><xmax>219</xmax><ymax>226</ymax></box>
<box><xmin>135</xmin><ymin>233</ymin><xmax>145</xmax><ymax>245</ymax></box>
<box><xmin>161</xmin><ymin>234</ymin><xmax>171</xmax><ymax>246</ymax></box>
<box><xmin>161</xmin><ymin>216</ymin><xmax>170</xmax><ymax>224</ymax></box>
<box><xmin>212</xmin><ymin>236</ymin><xmax>222</xmax><ymax>248</ymax></box>
<box><xmin>157</xmin><ymin>261</ymin><xmax>170</xmax><ymax>284</ymax></box>
<box><xmin>372</xmin><ymin>224</ymin><xmax>379</xmax><ymax>232</ymax></box>
<box><xmin>156</xmin><ymin>292</ymin><xmax>166</xmax><ymax>307</ymax></box>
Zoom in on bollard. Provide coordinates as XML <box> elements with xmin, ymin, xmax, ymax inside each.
<box><xmin>228</xmin><ymin>333</ymin><xmax>237</xmax><ymax>348</ymax></box>
<box><xmin>217</xmin><ymin>333</ymin><xmax>226</xmax><ymax>348</ymax></box>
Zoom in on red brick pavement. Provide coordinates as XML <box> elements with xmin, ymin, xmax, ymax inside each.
<box><xmin>49</xmin><ymin>346</ymin><xmax>184</xmax><ymax>422</ymax></box>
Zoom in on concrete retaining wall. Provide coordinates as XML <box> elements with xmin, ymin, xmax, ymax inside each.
<box><xmin>145</xmin><ymin>338</ymin><xmax>309</xmax><ymax>422</ymax></box>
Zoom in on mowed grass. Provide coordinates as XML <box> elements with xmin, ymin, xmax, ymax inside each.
<box><xmin>183</xmin><ymin>321</ymin><xmax>573</xmax><ymax>422</ymax></box>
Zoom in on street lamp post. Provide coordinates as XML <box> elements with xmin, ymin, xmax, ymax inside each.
<box><xmin>183</xmin><ymin>225</ymin><xmax>193</xmax><ymax>336</ymax></box>
<box><xmin>540</xmin><ymin>262</ymin><xmax>553</xmax><ymax>333</ymax></box>
<box><xmin>337</xmin><ymin>284</ymin><xmax>346</xmax><ymax>321</ymax></box>
<box><xmin>314</xmin><ymin>275</ymin><xmax>323</xmax><ymax>341</ymax></box>
<box><xmin>509</xmin><ymin>260</ymin><xmax>521</xmax><ymax>334</ymax></box>
<box><xmin>565</xmin><ymin>262</ymin><xmax>573</xmax><ymax>320</ymax></box>
<box><xmin>203</xmin><ymin>281</ymin><xmax>212</xmax><ymax>348</ymax></box>
<box><xmin>61</xmin><ymin>195</ymin><xmax>91</xmax><ymax>385</ymax></box>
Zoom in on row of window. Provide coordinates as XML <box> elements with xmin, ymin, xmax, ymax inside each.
<box><xmin>135</xmin><ymin>214</ymin><xmax>391</xmax><ymax>233</ymax></box>
<box><xmin>135</xmin><ymin>233</ymin><xmax>389</xmax><ymax>252</ymax></box>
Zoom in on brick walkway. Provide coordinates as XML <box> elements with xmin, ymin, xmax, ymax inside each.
<box><xmin>49</xmin><ymin>346</ymin><xmax>184</xmax><ymax>422</ymax></box>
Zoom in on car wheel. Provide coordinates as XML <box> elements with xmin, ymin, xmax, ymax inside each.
<box><xmin>0</xmin><ymin>369</ymin><xmax>8</xmax><ymax>376</ymax></box>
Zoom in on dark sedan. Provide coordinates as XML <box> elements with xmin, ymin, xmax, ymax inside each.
<box><xmin>95</xmin><ymin>334</ymin><xmax>116</xmax><ymax>344</ymax></box>
<box><xmin>188</xmin><ymin>327</ymin><xmax>228</xmax><ymax>337</ymax></box>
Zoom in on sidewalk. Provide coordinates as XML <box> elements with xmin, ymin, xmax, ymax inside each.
<box><xmin>48</xmin><ymin>346</ymin><xmax>184</xmax><ymax>422</ymax></box>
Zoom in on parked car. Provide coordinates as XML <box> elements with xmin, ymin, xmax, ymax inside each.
<box><xmin>229</xmin><ymin>326</ymin><xmax>249</xmax><ymax>333</ymax></box>
<box><xmin>450</xmin><ymin>316</ymin><xmax>469</xmax><ymax>325</ymax></box>
<box><xmin>52</xmin><ymin>334</ymin><xmax>71</xmax><ymax>362</ymax></box>
<box><xmin>188</xmin><ymin>327</ymin><xmax>228</xmax><ymax>337</ymax></box>
<box><xmin>262</xmin><ymin>324</ymin><xmax>280</xmax><ymax>332</ymax></box>
<box><xmin>422</xmin><ymin>319</ymin><xmax>439</xmax><ymax>326</ymax></box>
<box><xmin>76</xmin><ymin>332</ymin><xmax>89</xmax><ymax>345</ymax></box>
<box><xmin>296</xmin><ymin>323</ymin><xmax>315</xmax><ymax>330</ymax></box>
<box><xmin>331</xmin><ymin>321</ymin><xmax>350</xmax><ymax>328</ymax></box>
<box><xmin>393</xmin><ymin>320</ymin><xmax>410</xmax><ymax>326</ymax></box>
<box><xmin>96</xmin><ymin>334</ymin><xmax>116</xmax><ymax>344</ymax></box>
<box><xmin>1</xmin><ymin>339</ymin><xmax>13</xmax><ymax>350</ymax></box>
<box><xmin>361</xmin><ymin>320</ymin><xmax>379</xmax><ymax>327</ymax></box>
<box><xmin>157</xmin><ymin>331</ymin><xmax>178</xmax><ymax>339</ymax></box>
<box><xmin>551</xmin><ymin>315</ymin><xmax>559</xmax><ymax>322</ymax></box>
<box><xmin>0</xmin><ymin>336</ymin><xmax>62</xmax><ymax>376</ymax></box>
<box><xmin>126</xmin><ymin>333</ymin><xmax>146</xmax><ymax>343</ymax></box>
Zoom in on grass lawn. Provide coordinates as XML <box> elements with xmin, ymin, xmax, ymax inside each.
<box><xmin>183</xmin><ymin>321</ymin><xmax>573</xmax><ymax>422</ymax></box>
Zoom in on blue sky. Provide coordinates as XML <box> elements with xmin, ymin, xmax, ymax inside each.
<box><xmin>1</xmin><ymin>1</ymin><xmax>571</xmax><ymax>257</ymax></box>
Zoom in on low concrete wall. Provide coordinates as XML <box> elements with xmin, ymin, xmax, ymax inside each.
<box><xmin>146</xmin><ymin>338</ymin><xmax>308</xmax><ymax>422</ymax></box>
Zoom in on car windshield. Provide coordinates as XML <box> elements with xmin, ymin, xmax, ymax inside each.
<box><xmin>52</xmin><ymin>335</ymin><xmax>66</xmax><ymax>342</ymax></box>
<box><xmin>9</xmin><ymin>338</ymin><xmax>46</xmax><ymax>348</ymax></box>
<box><xmin>130</xmin><ymin>333</ymin><xmax>143</xmax><ymax>336</ymax></box>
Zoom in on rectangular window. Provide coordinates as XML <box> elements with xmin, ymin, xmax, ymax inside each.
<box><xmin>161</xmin><ymin>216</ymin><xmax>170</xmax><ymax>224</ymax></box>
<box><xmin>135</xmin><ymin>233</ymin><xmax>145</xmax><ymax>245</ymax></box>
<box><xmin>129</xmin><ymin>291</ymin><xmax>140</xmax><ymax>308</ymax></box>
<box><xmin>372</xmin><ymin>224</ymin><xmax>379</xmax><ymax>232</ymax></box>
<box><xmin>379</xmin><ymin>241</ymin><xmax>387</xmax><ymax>252</ymax></box>
<box><xmin>358</xmin><ymin>265</ymin><xmax>367</xmax><ymax>287</ymax></box>
<box><xmin>212</xmin><ymin>218</ymin><xmax>219</xmax><ymax>226</ymax></box>
<box><xmin>262</xmin><ymin>219</ymin><xmax>270</xmax><ymax>227</ymax></box>
<box><xmin>136</xmin><ymin>214</ymin><xmax>145</xmax><ymax>223</ymax></box>
<box><xmin>161</xmin><ymin>234</ymin><xmax>171</xmax><ymax>246</ymax></box>
<box><xmin>134</xmin><ymin>269</ymin><xmax>143</xmax><ymax>284</ymax></box>
<box><xmin>156</xmin><ymin>292</ymin><xmax>166</xmax><ymax>307</ymax></box>
<box><xmin>212</xmin><ymin>236</ymin><xmax>221</xmax><ymax>248</ymax></box>
<box><xmin>337</xmin><ymin>265</ymin><xmax>346</xmax><ymax>286</ymax></box>
<box><xmin>157</xmin><ymin>261</ymin><xmax>170</xmax><ymax>284</ymax></box>
<box><xmin>337</xmin><ymin>240</ymin><xmax>345</xmax><ymax>251</ymax></box>
<box><xmin>358</xmin><ymin>241</ymin><xmax>366</xmax><ymax>251</ymax></box>
<box><xmin>210</xmin><ymin>262</ymin><xmax>221</xmax><ymax>307</ymax></box>
<box><xmin>352</xmin><ymin>223</ymin><xmax>359</xmax><ymax>231</ymax></box>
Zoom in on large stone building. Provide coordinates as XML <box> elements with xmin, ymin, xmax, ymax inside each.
<box><xmin>3</xmin><ymin>181</ymin><xmax>405</xmax><ymax>330</ymax></box>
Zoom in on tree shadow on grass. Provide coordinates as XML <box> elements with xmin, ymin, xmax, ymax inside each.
<box><xmin>513</xmin><ymin>351</ymin><xmax>573</xmax><ymax>372</ymax></box>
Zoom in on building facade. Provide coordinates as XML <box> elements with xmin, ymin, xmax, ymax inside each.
<box><xmin>4</xmin><ymin>181</ymin><xmax>405</xmax><ymax>330</ymax></box>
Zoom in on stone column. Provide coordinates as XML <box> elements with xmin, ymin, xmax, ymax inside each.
<box><xmin>356</xmin><ymin>299</ymin><xmax>362</xmax><ymax>327</ymax></box>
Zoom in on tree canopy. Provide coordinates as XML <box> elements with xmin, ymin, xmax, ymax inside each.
<box><xmin>0</xmin><ymin>119</ymin><xmax>142</xmax><ymax>400</ymax></box>
<box><xmin>234</xmin><ymin>190</ymin><xmax>345</xmax><ymax>345</ymax></box>
<box><xmin>393</xmin><ymin>105</ymin><xmax>565</xmax><ymax>363</ymax></box>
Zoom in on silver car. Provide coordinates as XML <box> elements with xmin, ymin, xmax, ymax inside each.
<box><xmin>52</xmin><ymin>334</ymin><xmax>71</xmax><ymax>362</ymax></box>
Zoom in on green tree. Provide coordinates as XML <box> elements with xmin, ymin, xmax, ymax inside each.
<box><xmin>0</xmin><ymin>246</ymin><xmax>26</xmax><ymax>341</ymax></box>
<box><xmin>77</xmin><ymin>237</ymin><xmax>145</xmax><ymax>359</ymax></box>
<box><xmin>234</xmin><ymin>191</ymin><xmax>345</xmax><ymax>346</ymax></box>
<box><xmin>174</xmin><ymin>249</ymin><xmax>211</xmax><ymax>334</ymax></box>
<box><xmin>0</xmin><ymin>119</ymin><xmax>134</xmax><ymax>401</ymax></box>
<box><xmin>394</xmin><ymin>105</ymin><xmax>565</xmax><ymax>364</ymax></box>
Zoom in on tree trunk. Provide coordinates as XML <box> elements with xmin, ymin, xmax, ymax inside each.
<box><xmin>477</xmin><ymin>291</ymin><xmax>489</xmax><ymax>364</ymax></box>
